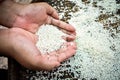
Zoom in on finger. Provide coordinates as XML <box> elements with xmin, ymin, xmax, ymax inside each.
<box><xmin>46</xmin><ymin>54</ymin><xmax>61</xmax><ymax>69</ymax></box>
<box><xmin>60</xmin><ymin>28</ymin><xmax>76</xmax><ymax>35</ymax></box>
<box><xmin>51</xmin><ymin>18</ymin><xmax>76</xmax><ymax>32</ymax></box>
<box><xmin>69</xmin><ymin>42</ymin><xmax>77</xmax><ymax>49</ymax></box>
<box><xmin>58</xmin><ymin>53</ymin><xmax>67</xmax><ymax>62</ymax></box>
<box><xmin>41</xmin><ymin>3</ymin><xmax>59</xmax><ymax>19</ymax></box>
<box><xmin>37</xmin><ymin>60</ymin><xmax>60</xmax><ymax>71</ymax></box>
<box><xmin>57</xmin><ymin>42</ymin><xmax>77</xmax><ymax>62</ymax></box>
<box><xmin>48</xmin><ymin>52</ymin><xmax>58</xmax><ymax>61</ymax></box>
<box><xmin>46</xmin><ymin>16</ymin><xmax>76</xmax><ymax>34</ymax></box>
<box><xmin>46</xmin><ymin>61</ymin><xmax>60</xmax><ymax>70</ymax></box>
<box><xmin>58</xmin><ymin>50</ymin><xmax>76</xmax><ymax>62</ymax></box>
<box><xmin>62</xmin><ymin>35</ymin><xmax>76</xmax><ymax>41</ymax></box>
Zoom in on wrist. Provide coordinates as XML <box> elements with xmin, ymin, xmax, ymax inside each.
<box><xmin>0</xmin><ymin>0</ymin><xmax>23</xmax><ymax>28</ymax></box>
<box><xmin>0</xmin><ymin>29</ymin><xmax>12</xmax><ymax>56</ymax></box>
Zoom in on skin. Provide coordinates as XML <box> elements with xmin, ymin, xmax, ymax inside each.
<box><xmin>0</xmin><ymin>0</ymin><xmax>77</xmax><ymax>70</ymax></box>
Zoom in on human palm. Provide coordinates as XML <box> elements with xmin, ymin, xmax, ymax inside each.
<box><xmin>3</xmin><ymin>28</ymin><xmax>76</xmax><ymax>70</ymax></box>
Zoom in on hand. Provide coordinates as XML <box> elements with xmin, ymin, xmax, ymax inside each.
<box><xmin>0</xmin><ymin>28</ymin><xmax>77</xmax><ymax>70</ymax></box>
<box><xmin>0</xmin><ymin>1</ymin><xmax>76</xmax><ymax>34</ymax></box>
<box><xmin>14</xmin><ymin>2</ymin><xmax>76</xmax><ymax>34</ymax></box>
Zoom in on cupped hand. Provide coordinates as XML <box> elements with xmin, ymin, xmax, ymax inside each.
<box><xmin>0</xmin><ymin>28</ymin><xmax>76</xmax><ymax>70</ymax></box>
<box><xmin>13</xmin><ymin>2</ymin><xmax>76</xmax><ymax>34</ymax></box>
